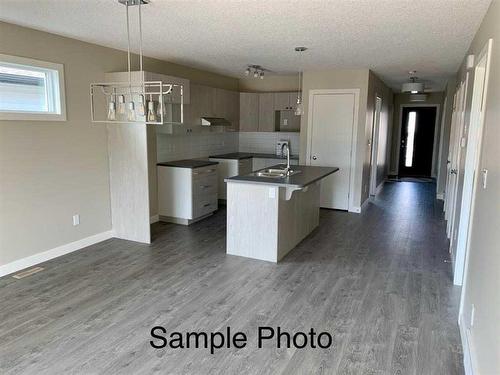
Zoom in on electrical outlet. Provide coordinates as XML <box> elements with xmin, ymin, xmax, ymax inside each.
<box><xmin>470</xmin><ymin>304</ymin><xmax>475</xmax><ymax>327</ymax></box>
<box><xmin>72</xmin><ymin>214</ymin><xmax>80</xmax><ymax>226</ymax></box>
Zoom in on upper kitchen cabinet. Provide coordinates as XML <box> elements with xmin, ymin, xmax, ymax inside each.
<box><xmin>215</xmin><ymin>88</ymin><xmax>240</xmax><ymax>131</ymax></box>
<box><xmin>239</xmin><ymin>92</ymin><xmax>259</xmax><ymax>132</ymax></box>
<box><xmin>258</xmin><ymin>93</ymin><xmax>275</xmax><ymax>132</ymax></box>
<box><xmin>189</xmin><ymin>84</ymin><xmax>216</xmax><ymax>125</ymax></box>
<box><xmin>273</xmin><ymin>92</ymin><xmax>299</xmax><ymax>111</ymax></box>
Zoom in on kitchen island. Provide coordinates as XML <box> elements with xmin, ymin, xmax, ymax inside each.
<box><xmin>225</xmin><ymin>165</ymin><xmax>338</xmax><ymax>262</ymax></box>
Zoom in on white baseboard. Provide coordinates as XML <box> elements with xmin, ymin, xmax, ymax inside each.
<box><xmin>150</xmin><ymin>214</ymin><xmax>159</xmax><ymax>224</ymax></box>
<box><xmin>436</xmin><ymin>192</ymin><xmax>444</xmax><ymax>200</ymax></box>
<box><xmin>0</xmin><ymin>230</ymin><xmax>114</xmax><ymax>278</ymax></box>
<box><xmin>350</xmin><ymin>196</ymin><xmax>371</xmax><ymax>214</ymax></box>
<box><xmin>375</xmin><ymin>180</ymin><xmax>385</xmax><ymax>195</ymax></box>
<box><xmin>459</xmin><ymin>314</ymin><xmax>476</xmax><ymax>375</ymax></box>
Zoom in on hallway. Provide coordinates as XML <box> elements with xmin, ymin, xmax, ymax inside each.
<box><xmin>0</xmin><ymin>181</ymin><xmax>463</xmax><ymax>374</ymax></box>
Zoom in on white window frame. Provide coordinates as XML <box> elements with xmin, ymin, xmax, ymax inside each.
<box><xmin>0</xmin><ymin>54</ymin><xmax>66</xmax><ymax>121</ymax></box>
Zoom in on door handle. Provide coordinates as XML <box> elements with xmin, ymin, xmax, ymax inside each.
<box><xmin>312</xmin><ymin>156</ymin><xmax>317</xmax><ymax>160</ymax></box>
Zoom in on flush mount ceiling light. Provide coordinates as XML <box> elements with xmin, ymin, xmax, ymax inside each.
<box><xmin>90</xmin><ymin>0</ymin><xmax>184</xmax><ymax>125</ymax></box>
<box><xmin>402</xmin><ymin>71</ymin><xmax>425</xmax><ymax>94</ymax></box>
<box><xmin>244</xmin><ymin>65</ymin><xmax>266</xmax><ymax>79</ymax></box>
<box><xmin>294</xmin><ymin>47</ymin><xmax>307</xmax><ymax>116</ymax></box>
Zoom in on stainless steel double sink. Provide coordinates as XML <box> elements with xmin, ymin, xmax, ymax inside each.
<box><xmin>253</xmin><ymin>168</ymin><xmax>301</xmax><ymax>178</ymax></box>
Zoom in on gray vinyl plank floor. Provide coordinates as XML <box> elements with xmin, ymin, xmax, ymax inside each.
<box><xmin>0</xmin><ymin>181</ymin><xmax>463</xmax><ymax>374</ymax></box>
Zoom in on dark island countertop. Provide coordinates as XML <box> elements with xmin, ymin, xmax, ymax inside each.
<box><xmin>209</xmin><ymin>152</ymin><xmax>299</xmax><ymax>160</ymax></box>
<box><xmin>225</xmin><ymin>165</ymin><xmax>339</xmax><ymax>189</ymax></box>
<box><xmin>157</xmin><ymin>159</ymin><xmax>219</xmax><ymax>169</ymax></box>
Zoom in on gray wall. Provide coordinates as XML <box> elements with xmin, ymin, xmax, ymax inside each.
<box><xmin>0</xmin><ymin>22</ymin><xmax>238</xmax><ymax>267</ymax></box>
<box><xmin>299</xmin><ymin>69</ymin><xmax>370</xmax><ymax>209</ymax></box>
<box><xmin>455</xmin><ymin>1</ymin><xmax>500</xmax><ymax>373</ymax></box>
<box><xmin>367</xmin><ymin>71</ymin><xmax>394</xmax><ymax>189</ymax></box>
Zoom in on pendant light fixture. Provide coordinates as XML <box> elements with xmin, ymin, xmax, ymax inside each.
<box><xmin>90</xmin><ymin>0</ymin><xmax>184</xmax><ymax>125</ymax></box>
<box><xmin>294</xmin><ymin>47</ymin><xmax>307</xmax><ymax>116</ymax></box>
<box><xmin>402</xmin><ymin>71</ymin><xmax>425</xmax><ymax>93</ymax></box>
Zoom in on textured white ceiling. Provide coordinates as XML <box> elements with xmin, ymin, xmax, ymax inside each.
<box><xmin>0</xmin><ymin>0</ymin><xmax>491</xmax><ymax>91</ymax></box>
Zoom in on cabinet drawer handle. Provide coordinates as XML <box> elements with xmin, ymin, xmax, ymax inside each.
<box><xmin>201</xmin><ymin>185</ymin><xmax>212</xmax><ymax>189</ymax></box>
<box><xmin>203</xmin><ymin>203</ymin><xmax>211</xmax><ymax>207</ymax></box>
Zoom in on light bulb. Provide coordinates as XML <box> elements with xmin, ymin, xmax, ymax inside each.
<box><xmin>147</xmin><ymin>101</ymin><xmax>157</xmax><ymax>122</ymax></box>
<box><xmin>245</xmin><ymin>68</ymin><xmax>250</xmax><ymax>76</ymax></box>
<box><xmin>260</xmin><ymin>71</ymin><xmax>264</xmax><ymax>79</ymax></box>
<box><xmin>117</xmin><ymin>95</ymin><xmax>126</xmax><ymax>114</ymax></box>
<box><xmin>127</xmin><ymin>101</ymin><xmax>136</xmax><ymax>121</ymax></box>
<box><xmin>107</xmin><ymin>101</ymin><xmax>116</xmax><ymax>120</ymax></box>
<box><xmin>253</xmin><ymin>70</ymin><xmax>259</xmax><ymax>78</ymax></box>
<box><xmin>294</xmin><ymin>98</ymin><xmax>303</xmax><ymax>116</ymax></box>
<box><xmin>156</xmin><ymin>98</ymin><xmax>164</xmax><ymax>117</ymax></box>
<box><xmin>137</xmin><ymin>94</ymin><xmax>146</xmax><ymax>116</ymax></box>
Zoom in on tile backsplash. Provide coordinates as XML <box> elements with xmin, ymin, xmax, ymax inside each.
<box><xmin>239</xmin><ymin>132</ymin><xmax>300</xmax><ymax>156</ymax></box>
<box><xmin>156</xmin><ymin>131</ymin><xmax>300</xmax><ymax>162</ymax></box>
<box><xmin>157</xmin><ymin>132</ymin><xmax>238</xmax><ymax>162</ymax></box>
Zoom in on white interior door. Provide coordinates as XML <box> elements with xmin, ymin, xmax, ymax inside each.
<box><xmin>308</xmin><ymin>92</ymin><xmax>356</xmax><ymax>210</ymax></box>
<box><xmin>454</xmin><ymin>40</ymin><xmax>492</xmax><ymax>285</ymax></box>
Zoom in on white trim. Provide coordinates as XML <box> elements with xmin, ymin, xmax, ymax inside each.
<box><xmin>0</xmin><ymin>230</ymin><xmax>114</xmax><ymax>278</ymax></box>
<box><xmin>369</xmin><ymin>95</ymin><xmax>382</xmax><ymax>195</ymax></box>
<box><xmin>454</xmin><ymin>39</ymin><xmax>493</xmax><ymax>287</ymax></box>
<box><xmin>459</xmin><ymin>313</ymin><xmax>477</xmax><ymax>375</ymax></box>
<box><xmin>395</xmin><ymin>103</ymin><xmax>440</xmax><ymax>176</ymax></box>
<box><xmin>436</xmin><ymin>192</ymin><xmax>444</xmax><ymax>200</ymax></box>
<box><xmin>0</xmin><ymin>53</ymin><xmax>67</xmax><ymax>122</ymax></box>
<box><xmin>150</xmin><ymin>214</ymin><xmax>159</xmax><ymax>224</ymax></box>
<box><xmin>306</xmin><ymin>88</ymin><xmax>360</xmax><ymax>213</ymax></box>
<box><xmin>375</xmin><ymin>180</ymin><xmax>385</xmax><ymax>195</ymax></box>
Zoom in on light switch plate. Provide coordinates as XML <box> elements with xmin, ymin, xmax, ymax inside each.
<box><xmin>72</xmin><ymin>214</ymin><xmax>80</xmax><ymax>226</ymax></box>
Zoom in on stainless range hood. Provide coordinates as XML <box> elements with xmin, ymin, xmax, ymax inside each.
<box><xmin>201</xmin><ymin>117</ymin><xmax>231</xmax><ymax>126</ymax></box>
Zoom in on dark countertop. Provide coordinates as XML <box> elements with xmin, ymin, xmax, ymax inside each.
<box><xmin>225</xmin><ymin>165</ymin><xmax>339</xmax><ymax>188</ymax></box>
<box><xmin>209</xmin><ymin>152</ymin><xmax>299</xmax><ymax>160</ymax></box>
<box><xmin>157</xmin><ymin>159</ymin><xmax>219</xmax><ymax>169</ymax></box>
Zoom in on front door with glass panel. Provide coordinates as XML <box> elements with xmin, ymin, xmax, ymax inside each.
<box><xmin>398</xmin><ymin>106</ymin><xmax>437</xmax><ymax>177</ymax></box>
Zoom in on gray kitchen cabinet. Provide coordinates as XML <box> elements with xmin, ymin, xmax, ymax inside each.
<box><xmin>273</xmin><ymin>92</ymin><xmax>299</xmax><ymax>111</ymax></box>
<box><xmin>189</xmin><ymin>84</ymin><xmax>216</xmax><ymax>126</ymax></box>
<box><xmin>258</xmin><ymin>93</ymin><xmax>275</xmax><ymax>132</ymax></box>
<box><xmin>239</xmin><ymin>92</ymin><xmax>259</xmax><ymax>132</ymax></box>
<box><xmin>215</xmin><ymin>88</ymin><xmax>239</xmax><ymax>131</ymax></box>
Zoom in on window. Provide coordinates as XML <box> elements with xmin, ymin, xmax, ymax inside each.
<box><xmin>404</xmin><ymin>111</ymin><xmax>417</xmax><ymax>167</ymax></box>
<box><xmin>0</xmin><ymin>54</ymin><xmax>66</xmax><ymax>121</ymax></box>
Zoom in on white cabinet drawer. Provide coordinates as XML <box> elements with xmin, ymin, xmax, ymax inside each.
<box><xmin>193</xmin><ymin>174</ymin><xmax>218</xmax><ymax>196</ymax></box>
<box><xmin>192</xmin><ymin>165</ymin><xmax>218</xmax><ymax>179</ymax></box>
<box><xmin>193</xmin><ymin>193</ymin><xmax>218</xmax><ymax>219</ymax></box>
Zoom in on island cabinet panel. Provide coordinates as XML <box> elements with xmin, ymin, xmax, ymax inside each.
<box><xmin>226</xmin><ymin>181</ymin><xmax>321</xmax><ymax>262</ymax></box>
<box><xmin>258</xmin><ymin>93</ymin><xmax>276</xmax><ymax>132</ymax></box>
<box><xmin>227</xmin><ymin>183</ymin><xmax>279</xmax><ymax>262</ymax></box>
<box><xmin>158</xmin><ymin>165</ymin><xmax>218</xmax><ymax>225</ymax></box>
<box><xmin>239</xmin><ymin>93</ymin><xmax>259</xmax><ymax>132</ymax></box>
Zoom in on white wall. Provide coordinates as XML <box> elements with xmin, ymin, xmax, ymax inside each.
<box><xmin>455</xmin><ymin>1</ymin><xmax>500</xmax><ymax>373</ymax></box>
